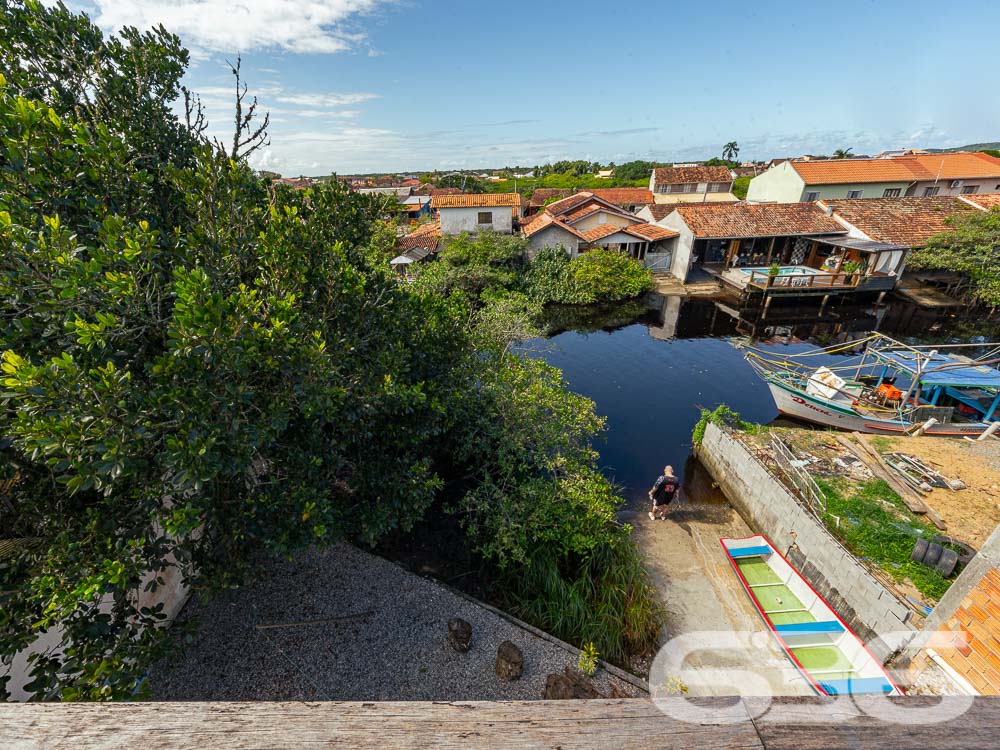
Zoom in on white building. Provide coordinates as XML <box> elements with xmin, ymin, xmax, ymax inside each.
<box><xmin>430</xmin><ymin>193</ymin><xmax>523</xmax><ymax>235</ymax></box>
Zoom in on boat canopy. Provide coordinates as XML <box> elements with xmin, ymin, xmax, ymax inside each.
<box><xmin>870</xmin><ymin>349</ymin><xmax>1000</xmax><ymax>389</ymax></box>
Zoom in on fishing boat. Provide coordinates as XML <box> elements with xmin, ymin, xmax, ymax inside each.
<box><xmin>744</xmin><ymin>333</ymin><xmax>1000</xmax><ymax>436</ymax></box>
<box><xmin>721</xmin><ymin>535</ymin><xmax>903</xmax><ymax>696</ymax></box>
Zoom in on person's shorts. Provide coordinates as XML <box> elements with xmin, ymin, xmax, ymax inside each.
<box><xmin>652</xmin><ymin>495</ymin><xmax>673</xmax><ymax>507</ymax></box>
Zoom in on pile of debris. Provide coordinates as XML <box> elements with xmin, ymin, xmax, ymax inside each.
<box><xmin>883</xmin><ymin>452</ymin><xmax>966</xmax><ymax>494</ymax></box>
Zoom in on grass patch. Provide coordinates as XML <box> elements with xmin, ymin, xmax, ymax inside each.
<box><xmin>692</xmin><ymin>404</ymin><xmax>766</xmax><ymax>446</ymax></box>
<box><xmin>815</xmin><ymin>477</ymin><xmax>951</xmax><ymax>601</ymax></box>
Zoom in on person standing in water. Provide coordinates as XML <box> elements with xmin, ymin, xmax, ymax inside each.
<box><xmin>648</xmin><ymin>465</ymin><xmax>679</xmax><ymax>520</ymax></box>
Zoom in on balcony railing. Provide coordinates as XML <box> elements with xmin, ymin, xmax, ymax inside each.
<box><xmin>744</xmin><ymin>270</ymin><xmax>861</xmax><ymax>291</ymax></box>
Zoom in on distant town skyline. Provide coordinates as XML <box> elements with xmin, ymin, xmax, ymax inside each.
<box><xmin>64</xmin><ymin>0</ymin><xmax>1000</xmax><ymax>175</ymax></box>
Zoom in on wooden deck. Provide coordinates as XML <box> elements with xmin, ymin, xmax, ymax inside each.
<box><xmin>3</xmin><ymin>697</ymin><xmax>1000</xmax><ymax>749</ymax></box>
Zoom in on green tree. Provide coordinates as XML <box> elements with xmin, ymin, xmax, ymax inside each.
<box><xmin>0</xmin><ymin>3</ymin><xmax>470</xmax><ymax>700</ymax></box>
<box><xmin>910</xmin><ymin>208</ymin><xmax>1000</xmax><ymax>306</ymax></box>
<box><xmin>832</xmin><ymin>148</ymin><xmax>854</xmax><ymax>159</ymax></box>
<box><xmin>722</xmin><ymin>141</ymin><xmax>740</xmax><ymax>162</ymax></box>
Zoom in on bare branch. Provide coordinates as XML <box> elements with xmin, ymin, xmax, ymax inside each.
<box><xmin>226</xmin><ymin>53</ymin><xmax>270</xmax><ymax>161</ymax></box>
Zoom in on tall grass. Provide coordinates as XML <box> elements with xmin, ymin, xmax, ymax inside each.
<box><xmin>500</xmin><ymin>535</ymin><xmax>663</xmax><ymax>668</ymax></box>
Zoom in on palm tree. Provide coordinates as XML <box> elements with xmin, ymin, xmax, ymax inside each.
<box><xmin>722</xmin><ymin>141</ymin><xmax>739</xmax><ymax>162</ymax></box>
<box><xmin>833</xmin><ymin>148</ymin><xmax>854</xmax><ymax>159</ymax></box>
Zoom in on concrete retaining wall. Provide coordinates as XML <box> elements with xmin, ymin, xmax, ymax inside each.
<box><xmin>697</xmin><ymin>423</ymin><xmax>916</xmax><ymax>660</ymax></box>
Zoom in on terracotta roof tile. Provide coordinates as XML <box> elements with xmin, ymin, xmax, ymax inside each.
<box><xmin>588</xmin><ymin>188</ymin><xmax>654</xmax><ymax>205</ymax></box>
<box><xmin>653</xmin><ymin>166</ymin><xmax>733</xmax><ymax>185</ymax></box>
<box><xmin>544</xmin><ymin>192</ymin><xmax>597</xmax><ymax>216</ymax></box>
<box><xmin>527</xmin><ymin>188</ymin><xmax>573</xmax><ymax>207</ymax></box>
<box><xmin>962</xmin><ymin>192</ymin><xmax>1000</xmax><ymax>210</ymax></box>
<box><xmin>580</xmin><ymin>224</ymin><xmax>623</xmax><ymax>242</ymax></box>
<box><xmin>673</xmin><ymin>202</ymin><xmax>846</xmax><ymax>238</ymax></box>
<box><xmin>521</xmin><ymin>213</ymin><xmax>587</xmax><ymax>240</ymax></box>
<box><xmin>645</xmin><ymin>202</ymin><xmax>709</xmax><ymax>221</ymax></box>
<box><xmin>821</xmin><ymin>196</ymin><xmax>972</xmax><ymax>247</ymax></box>
<box><xmin>430</xmin><ymin>193</ymin><xmax>522</xmax><ymax>208</ymax></box>
<box><xmin>621</xmin><ymin>223</ymin><xmax>678</xmax><ymax>241</ymax></box>
<box><xmin>562</xmin><ymin>204</ymin><xmax>606</xmax><ymax>223</ymax></box>
<box><xmin>789</xmin><ymin>152</ymin><xmax>1000</xmax><ymax>185</ymax></box>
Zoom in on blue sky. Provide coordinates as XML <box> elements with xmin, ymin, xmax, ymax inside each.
<box><xmin>66</xmin><ymin>1</ymin><xmax>1000</xmax><ymax>175</ymax></box>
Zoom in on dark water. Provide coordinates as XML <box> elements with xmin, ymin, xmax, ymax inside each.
<box><xmin>525</xmin><ymin>294</ymin><xmax>1000</xmax><ymax>506</ymax></box>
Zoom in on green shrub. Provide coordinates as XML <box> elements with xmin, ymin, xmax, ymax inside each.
<box><xmin>570</xmin><ymin>249</ymin><xmax>654</xmax><ymax>304</ymax></box>
<box><xmin>691</xmin><ymin>405</ymin><xmax>759</xmax><ymax>445</ymax></box>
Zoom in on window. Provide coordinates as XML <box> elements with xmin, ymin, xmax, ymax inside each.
<box><xmin>962</xmin><ymin>185</ymin><xmax>980</xmax><ymax>195</ymax></box>
<box><xmin>804</xmin><ymin>191</ymin><xmax>820</xmax><ymax>202</ymax></box>
<box><xmin>883</xmin><ymin>188</ymin><xmax>901</xmax><ymax>198</ymax></box>
<box><xmin>477</xmin><ymin>211</ymin><xmax>493</xmax><ymax>224</ymax></box>
<box><xmin>923</xmin><ymin>186</ymin><xmax>940</xmax><ymax>197</ymax></box>
<box><xmin>846</xmin><ymin>189</ymin><xmax>863</xmax><ymax>199</ymax></box>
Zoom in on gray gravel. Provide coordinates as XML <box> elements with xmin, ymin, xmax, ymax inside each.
<box><xmin>150</xmin><ymin>542</ymin><xmax>642</xmax><ymax>701</ymax></box>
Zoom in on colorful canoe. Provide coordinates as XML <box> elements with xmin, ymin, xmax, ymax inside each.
<box><xmin>721</xmin><ymin>535</ymin><xmax>903</xmax><ymax>696</ymax></box>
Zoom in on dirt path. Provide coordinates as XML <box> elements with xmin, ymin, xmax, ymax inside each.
<box><xmin>626</xmin><ymin>464</ymin><xmax>813</xmax><ymax>696</ymax></box>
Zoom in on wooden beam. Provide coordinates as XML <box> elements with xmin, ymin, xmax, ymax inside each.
<box><xmin>4</xmin><ymin>697</ymin><xmax>1000</xmax><ymax>749</ymax></box>
<box><xmin>0</xmin><ymin>699</ymin><xmax>763</xmax><ymax>750</ymax></box>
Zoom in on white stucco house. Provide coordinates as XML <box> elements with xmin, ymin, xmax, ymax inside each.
<box><xmin>746</xmin><ymin>152</ymin><xmax>1000</xmax><ymax>204</ymax></box>
<box><xmin>431</xmin><ymin>193</ymin><xmax>523</xmax><ymax>235</ymax></box>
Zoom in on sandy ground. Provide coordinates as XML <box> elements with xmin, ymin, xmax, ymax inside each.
<box><xmin>627</xmin><ymin>466</ymin><xmax>813</xmax><ymax>697</ymax></box>
<box><xmin>761</xmin><ymin>427</ymin><xmax>1000</xmax><ymax>550</ymax></box>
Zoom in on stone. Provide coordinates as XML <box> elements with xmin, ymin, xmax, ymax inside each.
<box><xmin>447</xmin><ymin>617</ymin><xmax>472</xmax><ymax>653</ymax></box>
<box><xmin>543</xmin><ymin>673</ymin><xmax>574</xmax><ymax>699</ymax></box>
<box><xmin>495</xmin><ymin>640</ymin><xmax>523</xmax><ymax>681</ymax></box>
<box><xmin>562</xmin><ymin>666</ymin><xmax>603</xmax><ymax>698</ymax></box>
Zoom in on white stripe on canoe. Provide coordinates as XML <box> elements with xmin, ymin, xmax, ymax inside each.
<box><xmin>748</xmin><ymin>582</ymin><xmax>785</xmax><ymax>588</ymax></box>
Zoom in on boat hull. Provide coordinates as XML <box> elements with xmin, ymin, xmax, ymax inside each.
<box><xmin>721</xmin><ymin>534</ymin><xmax>903</xmax><ymax>697</ymax></box>
<box><xmin>768</xmin><ymin>381</ymin><xmax>991</xmax><ymax>437</ymax></box>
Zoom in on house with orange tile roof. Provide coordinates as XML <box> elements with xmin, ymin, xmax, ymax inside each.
<box><xmin>430</xmin><ymin>193</ymin><xmax>524</xmax><ymax>235</ymax></box>
<box><xmin>747</xmin><ymin>152</ymin><xmax>1000</xmax><ymax>203</ymax></box>
<box><xmin>658</xmin><ymin>202</ymin><xmax>851</xmax><ymax>284</ymax></box>
<box><xmin>521</xmin><ymin>192</ymin><xmax>676</xmax><ymax>262</ymax></box>
<box><xmin>648</xmin><ymin>166</ymin><xmax>737</xmax><ymax>205</ymax></box>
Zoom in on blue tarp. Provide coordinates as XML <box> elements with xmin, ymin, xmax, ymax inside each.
<box><xmin>872</xmin><ymin>349</ymin><xmax>1000</xmax><ymax>388</ymax></box>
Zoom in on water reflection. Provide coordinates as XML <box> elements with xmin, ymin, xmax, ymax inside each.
<box><xmin>527</xmin><ymin>294</ymin><xmax>1000</xmax><ymax>508</ymax></box>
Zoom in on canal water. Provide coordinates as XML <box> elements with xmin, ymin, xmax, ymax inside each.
<box><xmin>526</xmin><ymin>294</ymin><xmax>1000</xmax><ymax>508</ymax></box>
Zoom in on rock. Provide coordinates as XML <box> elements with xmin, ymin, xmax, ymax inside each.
<box><xmin>447</xmin><ymin>617</ymin><xmax>472</xmax><ymax>653</ymax></box>
<box><xmin>543</xmin><ymin>673</ymin><xmax>574</xmax><ymax>699</ymax></box>
<box><xmin>562</xmin><ymin>666</ymin><xmax>603</xmax><ymax>698</ymax></box>
<box><xmin>495</xmin><ymin>640</ymin><xmax>523</xmax><ymax>681</ymax></box>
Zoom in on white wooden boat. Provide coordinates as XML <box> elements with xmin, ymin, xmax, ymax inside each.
<box><xmin>745</xmin><ymin>333</ymin><xmax>1000</xmax><ymax>437</ymax></box>
<box><xmin>721</xmin><ymin>535</ymin><xmax>903</xmax><ymax>696</ymax></box>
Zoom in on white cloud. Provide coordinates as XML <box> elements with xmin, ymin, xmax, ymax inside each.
<box><xmin>87</xmin><ymin>0</ymin><xmax>394</xmax><ymax>54</ymax></box>
<box><xmin>276</xmin><ymin>92</ymin><xmax>377</xmax><ymax>107</ymax></box>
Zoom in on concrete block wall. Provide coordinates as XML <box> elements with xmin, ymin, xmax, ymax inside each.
<box><xmin>698</xmin><ymin>423</ymin><xmax>916</xmax><ymax>660</ymax></box>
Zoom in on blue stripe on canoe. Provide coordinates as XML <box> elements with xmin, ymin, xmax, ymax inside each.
<box><xmin>818</xmin><ymin>677</ymin><xmax>894</xmax><ymax>695</ymax></box>
<box><xmin>774</xmin><ymin>620</ymin><xmax>845</xmax><ymax>635</ymax></box>
<box><xmin>728</xmin><ymin>545</ymin><xmax>772</xmax><ymax>558</ymax></box>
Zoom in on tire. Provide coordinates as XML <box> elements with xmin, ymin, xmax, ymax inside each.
<box><xmin>923</xmin><ymin>542</ymin><xmax>943</xmax><ymax>567</ymax></box>
<box><xmin>934</xmin><ymin>535</ymin><xmax>977</xmax><ymax>566</ymax></box>
<box><xmin>936</xmin><ymin>549</ymin><xmax>959</xmax><ymax>578</ymax></box>
<box><xmin>910</xmin><ymin>538</ymin><xmax>929</xmax><ymax>563</ymax></box>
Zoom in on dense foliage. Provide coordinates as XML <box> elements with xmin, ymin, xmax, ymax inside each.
<box><xmin>0</xmin><ymin>1</ymin><xmax>661</xmax><ymax>698</ymax></box>
<box><xmin>416</xmin><ymin>240</ymin><xmax>654</xmax><ymax>309</ymax></box>
<box><xmin>910</xmin><ymin>208</ymin><xmax>1000</xmax><ymax>306</ymax></box>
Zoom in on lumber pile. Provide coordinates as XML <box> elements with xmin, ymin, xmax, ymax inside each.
<box><xmin>834</xmin><ymin>433</ymin><xmax>947</xmax><ymax>531</ymax></box>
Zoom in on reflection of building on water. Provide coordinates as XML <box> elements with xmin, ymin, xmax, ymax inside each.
<box><xmin>645</xmin><ymin>293</ymin><xmax>1000</xmax><ymax>344</ymax></box>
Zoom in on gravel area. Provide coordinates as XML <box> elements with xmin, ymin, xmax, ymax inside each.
<box><xmin>150</xmin><ymin>542</ymin><xmax>643</xmax><ymax>701</ymax></box>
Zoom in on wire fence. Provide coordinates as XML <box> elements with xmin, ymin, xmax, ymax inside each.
<box><xmin>768</xmin><ymin>433</ymin><xmax>827</xmax><ymax>517</ymax></box>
